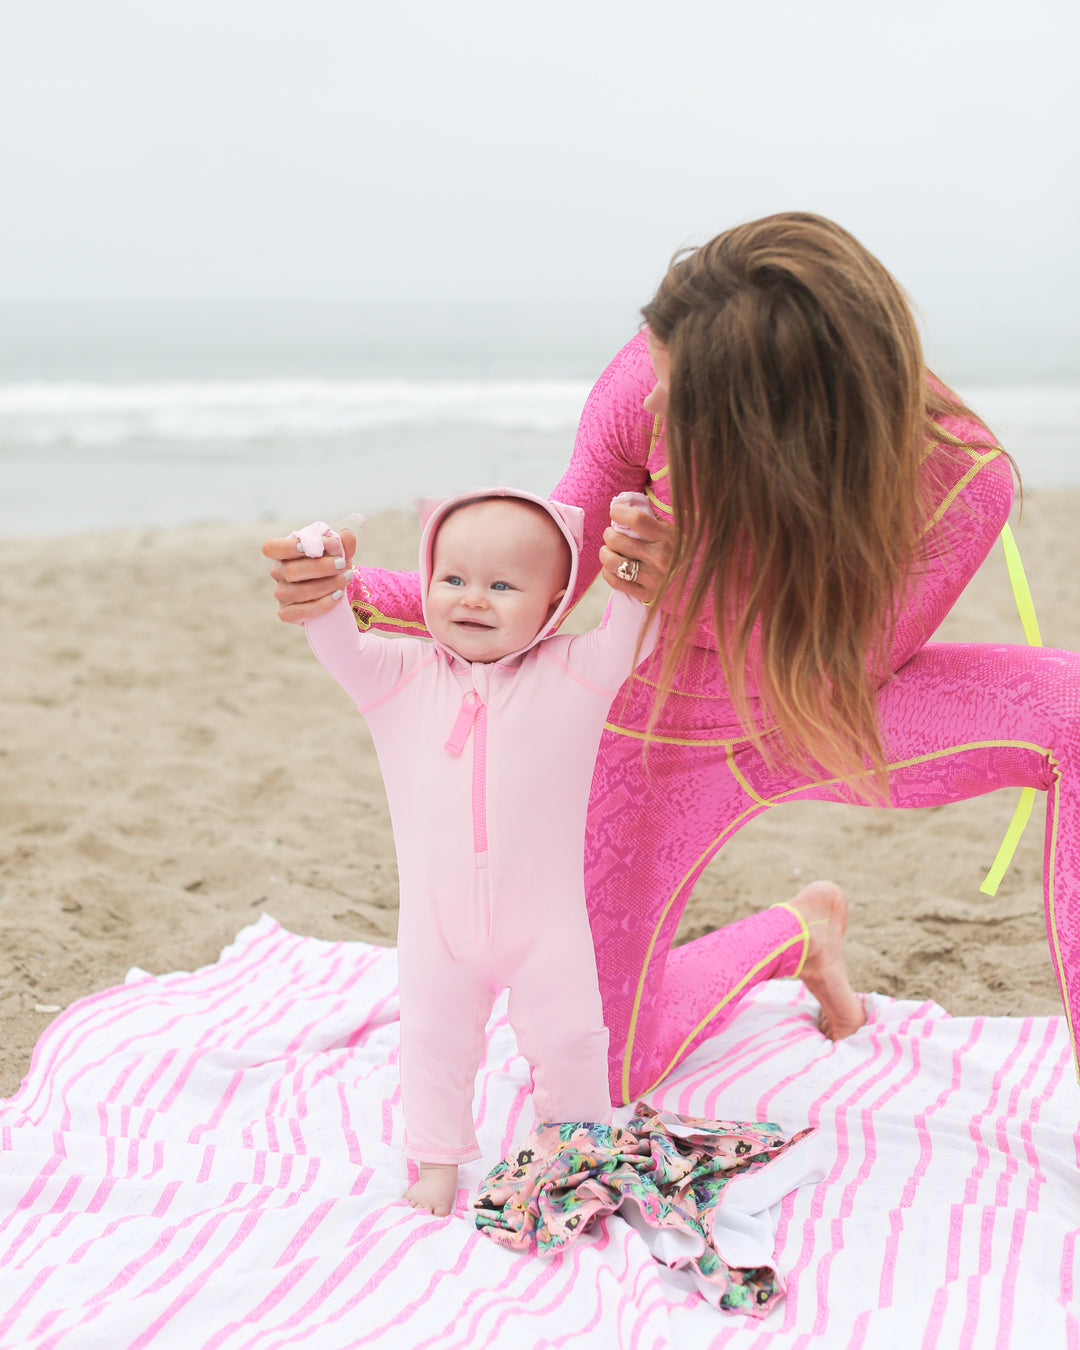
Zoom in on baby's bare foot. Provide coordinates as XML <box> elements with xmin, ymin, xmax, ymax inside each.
<box><xmin>405</xmin><ymin>1163</ymin><xmax>458</xmax><ymax>1217</ymax></box>
<box><xmin>786</xmin><ymin>881</ymin><xmax>866</xmax><ymax>1040</ymax></box>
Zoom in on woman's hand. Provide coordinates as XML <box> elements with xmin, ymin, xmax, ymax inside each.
<box><xmin>600</xmin><ymin>501</ymin><xmax>675</xmax><ymax>605</ymax></box>
<box><xmin>262</xmin><ymin>528</ymin><xmax>357</xmax><ymax>624</ymax></box>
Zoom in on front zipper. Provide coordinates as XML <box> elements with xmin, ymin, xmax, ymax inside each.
<box><xmin>471</xmin><ymin>702</ymin><xmax>488</xmax><ymax>867</ymax></box>
<box><xmin>443</xmin><ymin>690</ymin><xmax>489</xmax><ymax>869</ymax></box>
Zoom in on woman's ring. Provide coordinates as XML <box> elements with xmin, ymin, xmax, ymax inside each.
<box><xmin>616</xmin><ymin>558</ymin><xmax>640</xmax><ymax>584</ymax></box>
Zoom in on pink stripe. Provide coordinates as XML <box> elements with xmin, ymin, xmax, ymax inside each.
<box><xmin>187</xmin><ymin>1067</ymin><xmax>244</xmax><ymax>1144</ymax></box>
<box><xmin>437</xmin><ymin>1224</ymin><xmax>613</xmax><ymax>1350</ymax></box>
<box><xmin>956</xmin><ymin>1206</ymin><xmax>997</xmax><ymax>1348</ymax></box>
<box><xmin>0</xmin><ymin>1151</ymin><xmax>65</xmax><ymax>1240</ymax></box>
<box><xmin>847</xmin><ymin>1309</ymin><xmax>871</xmax><ymax>1350</ymax></box>
<box><xmin>774</xmin><ymin>1003</ymin><xmax>933</xmax><ymax>1337</ymax></box>
<box><xmin>901</xmin><ymin>1020</ymin><xmax>984</xmax><ymax>1207</ymax></box>
<box><xmin>15</xmin><ymin>924</ymin><xmax>289</xmax><ymax>1123</ymax></box>
<box><xmin>653</xmin><ymin>1020</ymin><xmax>804</xmax><ymax>1122</ymax></box>
<box><xmin>1018</xmin><ymin>1032</ymin><xmax>1068</xmax><ymax>1212</ymax></box>
<box><xmin>55</xmin><ymin>984</ymin><xmax>265</xmax><ymax>1134</ymax></box>
<box><xmin>344</xmin><ymin>1231</ymin><xmax>483</xmax><ymax>1347</ymax></box>
<box><xmin>921</xmin><ymin>1285</ymin><xmax>951</xmax><ymax>1350</ymax></box>
<box><xmin>820</xmin><ymin>1015</ymin><xmax>936</xmax><ymax>1322</ymax></box>
<box><xmin>336</xmin><ymin>1082</ymin><xmax>361</xmax><ymax>1164</ymax></box>
<box><xmin>200</xmin><ymin>1258</ymin><xmax>321</xmax><ymax>1350</ymax></box>
<box><xmin>961</xmin><ymin>1020</ymin><xmax>1033</xmax><ymax>1209</ymax></box>
<box><xmin>127</xmin><ymin>1208</ymin><xmax>266</xmax><ymax>1350</ymax></box>
<box><xmin>497</xmin><ymin>1081</ymin><xmax>531</xmax><ymax>1159</ymax></box>
<box><xmin>153</xmin><ymin>1178</ymin><xmax>183</xmax><ymax>1218</ymax></box>
<box><xmin>1062</xmin><ymin>1227</ymin><xmax>1079</xmax><ymax>1307</ymax></box>
<box><xmin>7</xmin><ymin>1174</ymin><xmax>84</xmax><ymax>1271</ymax></box>
<box><xmin>0</xmin><ymin>1263</ymin><xmax>56</xmax><ymax>1341</ymax></box>
<box><xmin>132</xmin><ymin>1047</ymin><xmax>179</xmax><ymax>1111</ymax></box>
<box><xmin>992</xmin><ymin>1018</ymin><xmax>1050</xmax><ymax>1209</ymax></box>
<box><xmin>79</xmin><ymin>1183</ymin><xmax>275</xmax><ymax>1301</ymax></box>
<box><xmin>231</xmin><ymin>1209</ymin><xmax>450</xmax><ymax>1350</ymax></box>
<box><xmin>944</xmin><ymin>1200</ymin><xmax>966</xmax><ymax>1286</ymax></box>
<box><xmin>993</xmin><ymin>1208</ymin><xmax>1027</xmax><ymax>1350</ymax></box>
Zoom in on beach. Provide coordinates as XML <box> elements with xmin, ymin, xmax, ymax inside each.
<box><xmin>1</xmin><ymin>493</ymin><xmax>1074</xmax><ymax>1099</ymax></box>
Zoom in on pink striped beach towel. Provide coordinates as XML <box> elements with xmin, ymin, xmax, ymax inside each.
<box><xmin>1</xmin><ymin>915</ymin><xmax>1078</xmax><ymax>1348</ymax></box>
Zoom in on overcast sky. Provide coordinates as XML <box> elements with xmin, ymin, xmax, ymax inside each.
<box><xmin>1</xmin><ymin>0</ymin><xmax>1077</xmax><ymax>358</ymax></box>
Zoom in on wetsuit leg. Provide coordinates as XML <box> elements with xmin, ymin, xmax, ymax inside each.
<box><xmin>506</xmin><ymin>901</ymin><xmax>613</xmax><ymax>1126</ymax></box>
<box><xmin>736</xmin><ymin>643</ymin><xmax>1080</xmax><ymax>1067</ymax></box>
<box><xmin>397</xmin><ymin>934</ymin><xmax>497</xmax><ymax>1164</ymax></box>
<box><xmin>585</xmin><ymin>724</ymin><xmax>806</xmax><ymax>1104</ymax></box>
<box><xmin>597</xmin><ymin>641</ymin><xmax>1080</xmax><ymax>1101</ymax></box>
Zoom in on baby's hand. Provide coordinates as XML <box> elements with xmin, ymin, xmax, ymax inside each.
<box><xmin>600</xmin><ymin>493</ymin><xmax>672</xmax><ymax>604</ymax></box>
<box><xmin>291</xmin><ymin>521</ymin><xmax>341</xmax><ymax>558</ymax></box>
<box><xmin>608</xmin><ymin>491</ymin><xmax>653</xmax><ymax>540</ymax></box>
<box><xmin>263</xmin><ymin>523</ymin><xmax>360</xmax><ymax>624</ymax></box>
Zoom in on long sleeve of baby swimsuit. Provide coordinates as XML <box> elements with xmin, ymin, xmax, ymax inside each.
<box><xmin>303</xmin><ymin>591</ymin><xmax>433</xmax><ymax>714</ymax></box>
<box><xmin>541</xmin><ymin>590</ymin><xmax>659</xmax><ymax>696</ymax></box>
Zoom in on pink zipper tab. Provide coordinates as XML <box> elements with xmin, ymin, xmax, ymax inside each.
<box><xmin>444</xmin><ymin>691</ymin><xmax>479</xmax><ymax>756</ymax></box>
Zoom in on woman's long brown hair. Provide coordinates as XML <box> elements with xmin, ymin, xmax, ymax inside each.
<box><xmin>640</xmin><ymin>212</ymin><xmax>1007</xmax><ymax>799</ymax></box>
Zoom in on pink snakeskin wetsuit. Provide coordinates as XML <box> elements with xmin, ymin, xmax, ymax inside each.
<box><xmin>303</xmin><ymin>489</ymin><xmax>655</xmax><ymax>1163</ymax></box>
<box><xmin>349</xmin><ymin>335</ymin><xmax>1080</xmax><ymax>1106</ymax></box>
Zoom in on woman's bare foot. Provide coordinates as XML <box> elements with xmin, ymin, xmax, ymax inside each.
<box><xmin>785</xmin><ymin>881</ymin><xmax>866</xmax><ymax>1040</ymax></box>
<box><xmin>405</xmin><ymin>1163</ymin><xmax>458</xmax><ymax>1217</ymax></box>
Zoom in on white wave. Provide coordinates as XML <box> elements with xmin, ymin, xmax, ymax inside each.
<box><xmin>0</xmin><ymin>378</ymin><xmax>593</xmax><ymax>446</ymax></box>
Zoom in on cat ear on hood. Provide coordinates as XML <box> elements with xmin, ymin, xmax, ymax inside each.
<box><xmin>548</xmin><ymin>499</ymin><xmax>585</xmax><ymax>550</ymax></box>
<box><xmin>415</xmin><ymin>496</ymin><xmax>447</xmax><ymax>531</ymax></box>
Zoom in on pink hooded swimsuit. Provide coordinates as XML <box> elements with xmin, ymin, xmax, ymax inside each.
<box><xmin>346</xmin><ymin>334</ymin><xmax>1080</xmax><ymax>1110</ymax></box>
<box><xmin>301</xmin><ymin>489</ymin><xmax>656</xmax><ymax>1163</ymax></box>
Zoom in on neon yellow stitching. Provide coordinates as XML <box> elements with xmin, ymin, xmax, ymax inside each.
<box><xmin>921</xmin><ymin>449</ymin><xmax>1002</xmax><ymax>534</ymax></box>
<box><xmin>620</xmin><ymin>793</ymin><xmax>769</xmax><ymax>1102</ymax></box>
<box><xmin>978</xmin><ymin>522</ymin><xmax>1043</xmax><ymax>894</ymax></box>
<box><xmin>352</xmin><ymin>603</ymin><xmax>430</xmax><ymax>635</ymax></box>
<box><xmin>604</xmin><ymin>721</ymin><xmax>751</xmax><ymax>748</ymax></box>
<box><xmin>771</xmin><ymin>901</ymin><xmax>810</xmax><ymax>977</ymax></box>
<box><xmin>629</xmin><ymin>672</ymin><xmax>727</xmax><ymax>701</ymax></box>
<box><xmin>1044</xmin><ymin>771</ymin><xmax>1074</xmax><ymax>1068</ymax></box>
<box><xmin>726</xmin><ymin>746</ymin><xmax>769</xmax><ymax>806</ymax></box>
<box><xmin>1000</xmin><ymin>523</ymin><xmax>1042</xmax><ymax>646</ymax></box>
<box><xmin>980</xmin><ymin>788</ymin><xmax>1037</xmax><ymax>896</ymax></box>
<box><xmin>646</xmin><ymin>486</ymin><xmax>674</xmax><ymax>517</ymax></box>
<box><xmin>636</xmin><ymin>934</ymin><xmax>806</xmax><ymax>1099</ymax></box>
<box><xmin>648</xmin><ymin>413</ymin><xmax>664</xmax><ymax>456</ymax></box>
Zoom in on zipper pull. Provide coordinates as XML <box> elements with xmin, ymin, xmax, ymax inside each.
<box><xmin>444</xmin><ymin>691</ymin><xmax>480</xmax><ymax>755</ymax></box>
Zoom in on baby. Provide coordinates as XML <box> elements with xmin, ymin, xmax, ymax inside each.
<box><xmin>293</xmin><ymin>488</ymin><xmax>656</xmax><ymax>1217</ymax></box>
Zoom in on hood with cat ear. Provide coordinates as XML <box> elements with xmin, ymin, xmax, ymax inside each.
<box><xmin>417</xmin><ymin>487</ymin><xmax>584</xmax><ymax>662</ymax></box>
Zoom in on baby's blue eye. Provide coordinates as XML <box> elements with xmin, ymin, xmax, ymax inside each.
<box><xmin>446</xmin><ymin>576</ymin><xmax>464</xmax><ymax>586</ymax></box>
<box><xmin>491</xmin><ymin>581</ymin><xmax>510</xmax><ymax>592</ymax></box>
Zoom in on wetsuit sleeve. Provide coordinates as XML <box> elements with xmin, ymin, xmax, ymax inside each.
<box><xmin>346</xmin><ymin>567</ymin><xmax>429</xmax><ymax>638</ymax></box>
<box><xmin>304</xmin><ymin>596</ymin><xmax>418</xmax><ymax>711</ymax></box>
<box><xmin>560</xmin><ymin>590</ymin><xmax>659</xmax><ymax>693</ymax></box>
<box><xmin>886</xmin><ymin>439</ymin><xmax>1015</xmax><ymax>674</ymax></box>
<box><xmin>551</xmin><ymin>335</ymin><xmax>657</xmax><ymax>610</ymax></box>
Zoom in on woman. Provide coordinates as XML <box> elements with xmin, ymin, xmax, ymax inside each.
<box><xmin>266</xmin><ymin>213</ymin><xmax>1079</xmax><ymax>1105</ymax></box>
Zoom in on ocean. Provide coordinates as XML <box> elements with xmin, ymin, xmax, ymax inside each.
<box><xmin>1</xmin><ymin>301</ymin><xmax>1077</xmax><ymax>536</ymax></box>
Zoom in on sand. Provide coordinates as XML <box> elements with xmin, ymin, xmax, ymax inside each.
<box><xmin>1</xmin><ymin>494</ymin><xmax>1075</xmax><ymax>1097</ymax></box>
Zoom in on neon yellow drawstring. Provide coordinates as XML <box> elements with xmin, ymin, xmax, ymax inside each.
<box><xmin>979</xmin><ymin>522</ymin><xmax>1042</xmax><ymax>895</ymax></box>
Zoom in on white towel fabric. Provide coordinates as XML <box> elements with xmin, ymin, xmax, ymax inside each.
<box><xmin>1</xmin><ymin>915</ymin><xmax>1078</xmax><ymax>1349</ymax></box>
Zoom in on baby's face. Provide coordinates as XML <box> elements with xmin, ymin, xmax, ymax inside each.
<box><xmin>427</xmin><ymin>501</ymin><xmax>569</xmax><ymax>663</ymax></box>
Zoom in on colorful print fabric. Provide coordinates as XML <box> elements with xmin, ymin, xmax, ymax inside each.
<box><xmin>474</xmin><ymin>1102</ymin><xmax>818</xmax><ymax>1316</ymax></box>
